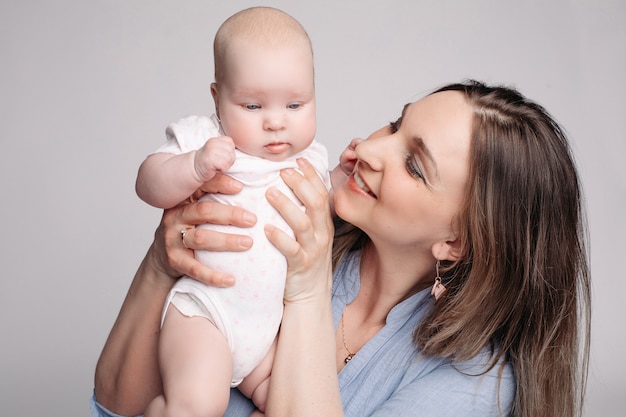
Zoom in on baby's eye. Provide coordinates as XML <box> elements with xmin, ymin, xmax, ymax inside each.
<box><xmin>245</xmin><ymin>104</ymin><xmax>261</xmax><ymax>110</ymax></box>
<box><xmin>405</xmin><ymin>154</ymin><xmax>424</xmax><ymax>180</ymax></box>
<box><xmin>287</xmin><ymin>103</ymin><xmax>301</xmax><ymax>110</ymax></box>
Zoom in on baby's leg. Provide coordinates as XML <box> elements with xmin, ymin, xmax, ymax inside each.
<box><xmin>145</xmin><ymin>304</ymin><xmax>232</xmax><ymax>417</ymax></box>
<box><xmin>238</xmin><ymin>338</ymin><xmax>277</xmax><ymax>413</ymax></box>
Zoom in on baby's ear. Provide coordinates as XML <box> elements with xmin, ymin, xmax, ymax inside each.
<box><xmin>432</xmin><ymin>239</ymin><xmax>462</xmax><ymax>262</ymax></box>
<box><xmin>210</xmin><ymin>83</ymin><xmax>220</xmax><ymax>114</ymax></box>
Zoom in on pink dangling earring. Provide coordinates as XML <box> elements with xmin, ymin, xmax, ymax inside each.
<box><xmin>431</xmin><ymin>260</ymin><xmax>446</xmax><ymax>300</ymax></box>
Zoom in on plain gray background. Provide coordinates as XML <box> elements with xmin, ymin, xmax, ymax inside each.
<box><xmin>1</xmin><ymin>0</ymin><xmax>624</xmax><ymax>415</ymax></box>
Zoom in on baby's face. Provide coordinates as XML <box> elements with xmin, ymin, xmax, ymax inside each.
<box><xmin>214</xmin><ymin>41</ymin><xmax>316</xmax><ymax>161</ymax></box>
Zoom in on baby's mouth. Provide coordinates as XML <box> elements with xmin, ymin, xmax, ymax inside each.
<box><xmin>265</xmin><ymin>142</ymin><xmax>290</xmax><ymax>154</ymax></box>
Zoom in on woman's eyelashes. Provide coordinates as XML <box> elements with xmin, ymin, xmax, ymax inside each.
<box><xmin>391</xmin><ymin>118</ymin><xmax>425</xmax><ymax>181</ymax></box>
<box><xmin>405</xmin><ymin>154</ymin><xmax>425</xmax><ymax>180</ymax></box>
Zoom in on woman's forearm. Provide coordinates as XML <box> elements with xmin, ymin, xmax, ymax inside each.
<box><xmin>265</xmin><ymin>297</ymin><xmax>343</xmax><ymax>417</ymax></box>
<box><xmin>94</xmin><ymin>174</ymin><xmax>253</xmax><ymax>415</ymax></box>
<box><xmin>94</xmin><ymin>244</ymin><xmax>175</xmax><ymax>416</ymax></box>
<box><xmin>261</xmin><ymin>159</ymin><xmax>342</xmax><ymax>416</ymax></box>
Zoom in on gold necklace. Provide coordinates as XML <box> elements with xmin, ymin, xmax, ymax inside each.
<box><xmin>340</xmin><ymin>311</ymin><xmax>356</xmax><ymax>364</ymax></box>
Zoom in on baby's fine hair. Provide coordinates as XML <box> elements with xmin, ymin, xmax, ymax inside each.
<box><xmin>213</xmin><ymin>7</ymin><xmax>313</xmax><ymax>84</ymax></box>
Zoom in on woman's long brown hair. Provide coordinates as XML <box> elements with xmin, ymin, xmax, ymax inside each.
<box><xmin>332</xmin><ymin>80</ymin><xmax>591</xmax><ymax>417</ymax></box>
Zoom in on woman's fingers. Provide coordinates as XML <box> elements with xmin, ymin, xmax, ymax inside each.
<box><xmin>174</xmin><ymin>200</ymin><xmax>257</xmax><ymax>242</ymax></box>
<box><xmin>290</xmin><ymin>159</ymin><xmax>334</xmax><ymax>241</ymax></box>
<box><xmin>197</xmin><ymin>173</ymin><xmax>243</xmax><ymax>195</ymax></box>
<box><xmin>156</xmin><ymin>200</ymin><xmax>256</xmax><ymax>287</ymax></box>
<box><xmin>296</xmin><ymin>158</ymin><xmax>331</xmax><ymax>198</ymax></box>
<box><xmin>176</xmin><ymin>225</ymin><xmax>254</xmax><ymax>253</ymax></box>
<box><xmin>168</xmin><ymin>246</ymin><xmax>236</xmax><ymax>287</ymax></box>
<box><xmin>264</xmin><ymin>222</ymin><xmax>302</xmax><ymax>260</ymax></box>
<box><xmin>270</xmin><ymin>170</ymin><xmax>327</xmax><ymax>253</ymax></box>
<box><xmin>265</xmin><ymin>159</ymin><xmax>331</xmax><ymax>257</ymax></box>
<box><xmin>264</xmin><ymin>160</ymin><xmax>334</xmax><ymax>302</ymax></box>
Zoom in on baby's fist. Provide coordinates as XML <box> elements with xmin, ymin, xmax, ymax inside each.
<box><xmin>194</xmin><ymin>136</ymin><xmax>236</xmax><ymax>182</ymax></box>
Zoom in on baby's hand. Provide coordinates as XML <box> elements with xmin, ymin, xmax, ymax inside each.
<box><xmin>339</xmin><ymin>138</ymin><xmax>363</xmax><ymax>176</ymax></box>
<box><xmin>330</xmin><ymin>138</ymin><xmax>363</xmax><ymax>192</ymax></box>
<box><xmin>194</xmin><ymin>136</ymin><xmax>236</xmax><ymax>182</ymax></box>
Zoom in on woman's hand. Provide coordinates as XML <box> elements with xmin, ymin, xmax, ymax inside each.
<box><xmin>94</xmin><ymin>174</ymin><xmax>256</xmax><ymax>415</ymax></box>
<box><xmin>262</xmin><ymin>159</ymin><xmax>343</xmax><ymax>416</ymax></box>
<box><xmin>155</xmin><ymin>173</ymin><xmax>257</xmax><ymax>287</ymax></box>
<box><xmin>264</xmin><ymin>158</ymin><xmax>334</xmax><ymax>303</ymax></box>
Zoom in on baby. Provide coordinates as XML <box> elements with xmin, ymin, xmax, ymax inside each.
<box><xmin>136</xmin><ymin>7</ymin><xmax>332</xmax><ymax>417</ymax></box>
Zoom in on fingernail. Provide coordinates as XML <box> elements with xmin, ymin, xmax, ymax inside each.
<box><xmin>282</xmin><ymin>168</ymin><xmax>295</xmax><ymax>175</ymax></box>
<box><xmin>267</xmin><ymin>187</ymin><xmax>280</xmax><ymax>198</ymax></box>
<box><xmin>230</xmin><ymin>179</ymin><xmax>243</xmax><ymax>191</ymax></box>
<box><xmin>243</xmin><ymin>212</ymin><xmax>256</xmax><ymax>225</ymax></box>
<box><xmin>238</xmin><ymin>235</ymin><xmax>253</xmax><ymax>248</ymax></box>
<box><xmin>221</xmin><ymin>275</ymin><xmax>235</xmax><ymax>287</ymax></box>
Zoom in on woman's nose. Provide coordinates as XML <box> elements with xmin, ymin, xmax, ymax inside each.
<box><xmin>355</xmin><ymin>134</ymin><xmax>387</xmax><ymax>172</ymax></box>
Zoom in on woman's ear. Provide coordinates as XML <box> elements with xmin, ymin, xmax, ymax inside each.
<box><xmin>210</xmin><ymin>83</ymin><xmax>220</xmax><ymax>118</ymax></box>
<box><xmin>432</xmin><ymin>239</ymin><xmax>462</xmax><ymax>262</ymax></box>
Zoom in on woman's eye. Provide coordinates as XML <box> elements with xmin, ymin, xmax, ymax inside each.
<box><xmin>405</xmin><ymin>154</ymin><xmax>424</xmax><ymax>180</ymax></box>
<box><xmin>245</xmin><ymin>104</ymin><xmax>261</xmax><ymax>110</ymax></box>
<box><xmin>287</xmin><ymin>103</ymin><xmax>301</xmax><ymax>110</ymax></box>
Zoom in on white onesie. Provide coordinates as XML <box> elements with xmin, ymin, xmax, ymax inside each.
<box><xmin>156</xmin><ymin>115</ymin><xmax>330</xmax><ymax>386</ymax></box>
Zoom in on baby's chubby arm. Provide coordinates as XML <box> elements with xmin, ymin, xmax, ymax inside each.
<box><xmin>136</xmin><ymin>136</ymin><xmax>236</xmax><ymax>209</ymax></box>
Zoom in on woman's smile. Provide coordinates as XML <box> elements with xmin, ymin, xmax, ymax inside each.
<box><xmin>353</xmin><ymin>170</ymin><xmax>376</xmax><ymax>198</ymax></box>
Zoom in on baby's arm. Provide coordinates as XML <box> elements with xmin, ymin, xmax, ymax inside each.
<box><xmin>136</xmin><ymin>136</ymin><xmax>236</xmax><ymax>209</ymax></box>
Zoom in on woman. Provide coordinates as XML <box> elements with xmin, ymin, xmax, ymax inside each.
<box><xmin>92</xmin><ymin>81</ymin><xmax>590</xmax><ymax>417</ymax></box>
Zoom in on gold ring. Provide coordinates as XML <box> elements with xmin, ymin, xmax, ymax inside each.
<box><xmin>181</xmin><ymin>227</ymin><xmax>192</xmax><ymax>249</ymax></box>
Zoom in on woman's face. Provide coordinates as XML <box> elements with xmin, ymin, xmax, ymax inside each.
<box><xmin>333</xmin><ymin>91</ymin><xmax>473</xmax><ymax>257</ymax></box>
